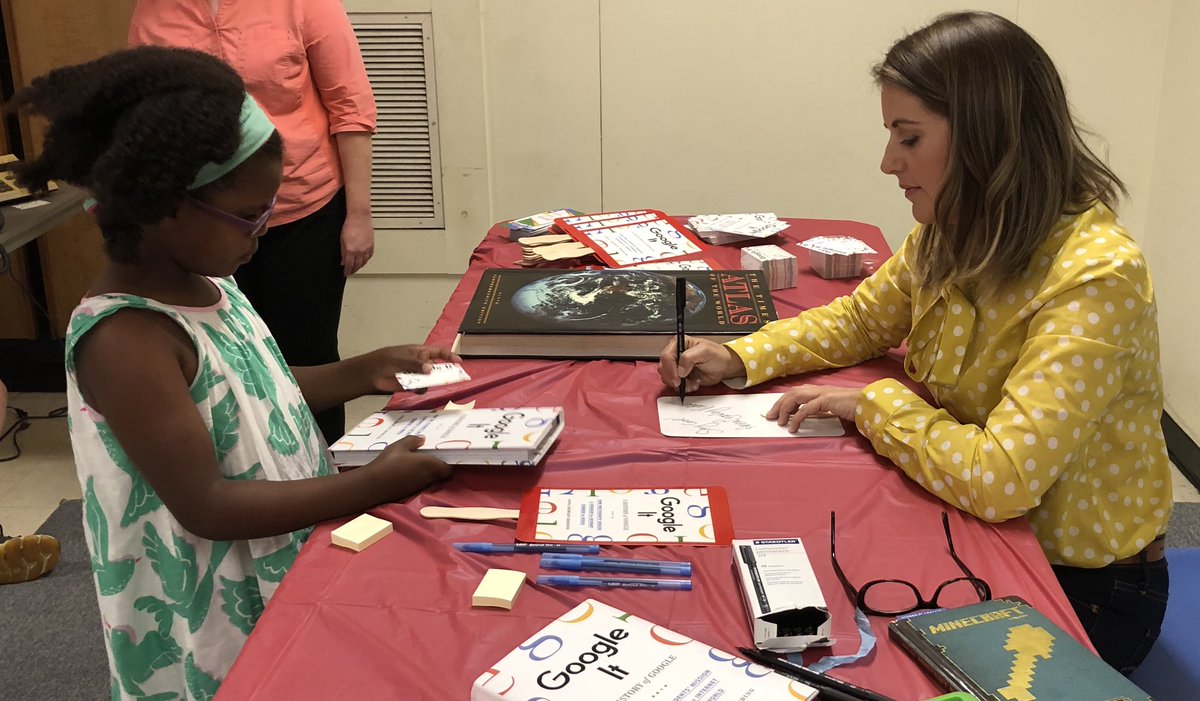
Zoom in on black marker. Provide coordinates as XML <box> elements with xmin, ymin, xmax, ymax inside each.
<box><xmin>675</xmin><ymin>276</ymin><xmax>687</xmax><ymax>404</ymax></box>
<box><xmin>740</xmin><ymin>545</ymin><xmax>771</xmax><ymax>613</ymax></box>
<box><xmin>736</xmin><ymin>647</ymin><xmax>898</xmax><ymax>701</ymax></box>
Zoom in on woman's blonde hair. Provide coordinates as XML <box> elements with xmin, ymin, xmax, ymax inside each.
<box><xmin>872</xmin><ymin>11</ymin><xmax>1125</xmax><ymax>298</ymax></box>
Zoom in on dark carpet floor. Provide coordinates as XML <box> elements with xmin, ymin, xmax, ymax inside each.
<box><xmin>0</xmin><ymin>499</ymin><xmax>108</xmax><ymax>700</ymax></box>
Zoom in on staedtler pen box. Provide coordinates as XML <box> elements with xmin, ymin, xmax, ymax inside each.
<box><xmin>732</xmin><ymin>538</ymin><xmax>833</xmax><ymax>652</ymax></box>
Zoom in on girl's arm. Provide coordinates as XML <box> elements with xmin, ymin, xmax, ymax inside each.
<box><xmin>290</xmin><ymin>345</ymin><xmax>461</xmax><ymax>414</ymax></box>
<box><xmin>76</xmin><ymin>311</ymin><xmax>451</xmax><ymax>541</ymax></box>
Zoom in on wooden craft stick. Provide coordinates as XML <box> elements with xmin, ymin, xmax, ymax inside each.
<box><xmin>420</xmin><ymin>506</ymin><xmax>520</xmax><ymax>521</ymax></box>
<box><xmin>535</xmin><ymin>242</ymin><xmax>593</xmax><ymax>261</ymax></box>
<box><xmin>518</xmin><ymin>233</ymin><xmax>574</xmax><ymax>247</ymax></box>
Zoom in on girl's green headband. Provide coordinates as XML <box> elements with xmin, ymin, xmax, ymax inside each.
<box><xmin>188</xmin><ymin>93</ymin><xmax>277</xmax><ymax>190</ymax></box>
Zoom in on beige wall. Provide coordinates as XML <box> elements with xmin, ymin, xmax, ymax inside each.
<box><xmin>1144</xmin><ymin>0</ymin><xmax>1200</xmax><ymax>442</ymax></box>
<box><xmin>343</xmin><ymin>0</ymin><xmax>1197</xmax><ymax>441</ymax></box>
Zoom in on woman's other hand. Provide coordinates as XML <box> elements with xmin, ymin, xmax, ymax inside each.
<box><xmin>765</xmin><ymin>384</ymin><xmax>862</xmax><ymax>430</ymax></box>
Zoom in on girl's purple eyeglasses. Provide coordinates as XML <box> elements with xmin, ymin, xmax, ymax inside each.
<box><xmin>187</xmin><ymin>195</ymin><xmax>276</xmax><ymax>236</ymax></box>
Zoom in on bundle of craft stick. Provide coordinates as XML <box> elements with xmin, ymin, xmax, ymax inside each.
<box><xmin>517</xmin><ymin>233</ymin><xmax>594</xmax><ymax>266</ymax></box>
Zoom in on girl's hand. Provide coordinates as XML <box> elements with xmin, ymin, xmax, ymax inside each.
<box><xmin>369</xmin><ymin>435</ymin><xmax>454</xmax><ymax>501</ymax></box>
<box><xmin>765</xmin><ymin>384</ymin><xmax>863</xmax><ymax>431</ymax></box>
<box><xmin>361</xmin><ymin>345</ymin><xmax>462</xmax><ymax>393</ymax></box>
<box><xmin>658</xmin><ymin>336</ymin><xmax>746</xmax><ymax>393</ymax></box>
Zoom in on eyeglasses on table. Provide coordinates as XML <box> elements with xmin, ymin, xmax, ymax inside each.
<box><xmin>829</xmin><ymin>510</ymin><xmax>992</xmax><ymax>617</ymax></box>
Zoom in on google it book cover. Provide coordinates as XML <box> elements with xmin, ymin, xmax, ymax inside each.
<box><xmin>472</xmin><ymin>598</ymin><xmax>817</xmax><ymax>700</ymax></box>
<box><xmin>330</xmin><ymin>406</ymin><xmax>564</xmax><ymax>467</ymax></box>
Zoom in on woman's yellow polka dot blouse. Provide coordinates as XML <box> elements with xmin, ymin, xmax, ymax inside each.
<box><xmin>728</xmin><ymin>204</ymin><xmax>1171</xmax><ymax>567</ymax></box>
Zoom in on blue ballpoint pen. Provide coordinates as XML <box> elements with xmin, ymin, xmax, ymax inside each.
<box><xmin>537</xmin><ymin>575</ymin><xmax>692</xmax><ymax>591</ymax></box>
<box><xmin>541</xmin><ymin>553</ymin><xmax>693</xmax><ymax>577</ymax></box>
<box><xmin>546</xmin><ymin>553</ymin><xmax>693</xmax><ymax>569</ymax></box>
<box><xmin>453</xmin><ymin>542</ymin><xmax>600</xmax><ymax>555</ymax></box>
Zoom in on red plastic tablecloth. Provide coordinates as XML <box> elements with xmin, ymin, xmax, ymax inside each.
<box><xmin>217</xmin><ymin>218</ymin><xmax>1089</xmax><ymax>701</ymax></box>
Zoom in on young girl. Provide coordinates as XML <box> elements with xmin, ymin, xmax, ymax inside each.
<box><xmin>130</xmin><ymin>0</ymin><xmax>382</xmax><ymax>445</ymax></box>
<box><xmin>660</xmin><ymin>12</ymin><xmax>1169</xmax><ymax>674</ymax></box>
<box><xmin>13</xmin><ymin>46</ymin><xmax>455</xmax><ymax>698</ymax></box>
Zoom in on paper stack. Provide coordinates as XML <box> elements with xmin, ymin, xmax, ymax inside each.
<box><xmin>330</xmin><ymin>514</ymin><xmax>392</xmax><ymax>552</ymax></box>
<box><xmin>740</xmin><ymin>244</ymin><xmax>797</xmax><ymax>290</ymax></box>
<box><xmin>687</xmin><ymin>213</ymin><xmax>790</xmax><ymax>244</ymax></box>
<box><xmin>797</xmin><ymin>236</ymin><xmax>876</xmax><ymax>278</ymax></box>
<box><xmin>506</xmin><ymin>209</ymin><xmax>582</xmax><ymax>240</ymax></box>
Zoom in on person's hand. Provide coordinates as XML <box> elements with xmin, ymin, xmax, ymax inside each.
<box><xmin>765</xmin><ymin>384</ymin><xmax>863</xmax><ymax>431</ymax></box>
<box><xmin>359</xmin><ymin>345</ymin><xmax>463</xmax><ymax>393</ymax></box>
<box><xmin>369</xmin><ymin>435</ymin><xmax>454</xmax><ymax>501</ymax></box>
<box><xmin>341</xmin><ymin>212</ymin><xmax>375</xmax><ymax>276</ymax></box>
<box><xmin>658</xmin><ymin>336</ymin><xmax>746</xmax><ymax>393</ymax></box>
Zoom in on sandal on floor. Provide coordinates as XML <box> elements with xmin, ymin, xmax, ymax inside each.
<box><xmin>0</xmin><ymin>525</ymin><xmax>61</xmax><ymax>584</ymax></box>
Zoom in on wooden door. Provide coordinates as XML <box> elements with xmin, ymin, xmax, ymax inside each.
<box><xmin>1</xmin><ymin>0</ymin><xmax>135</xmax><ymax>337</ymax></box>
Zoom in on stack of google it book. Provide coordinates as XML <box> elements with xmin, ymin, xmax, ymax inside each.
<box><xmin>330</xmin><ymin>407</ymin><xmax>564</xmax><ymax>467</ymax></box>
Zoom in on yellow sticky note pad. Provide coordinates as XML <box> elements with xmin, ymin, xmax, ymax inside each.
<box><xmin>331</xmin><ymin>514</ymin><xmax>392</xmax><ymax>552</ymax></box>
<box><xmin>472</xmin><ymin>568</ymin><xmax>526</xmax><ymax>609</ymax></box>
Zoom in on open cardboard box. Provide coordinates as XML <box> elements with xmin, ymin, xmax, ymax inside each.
<box><xmin>732</xmin><ymin>538</ymin><xmax>834</xmax><ymax>652</ymax></box>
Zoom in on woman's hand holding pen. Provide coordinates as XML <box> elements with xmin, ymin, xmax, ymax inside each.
<box><xmin>657</xmin><ymin>337</ymin><xmax>746</xmax><ymax>394</ymax></box>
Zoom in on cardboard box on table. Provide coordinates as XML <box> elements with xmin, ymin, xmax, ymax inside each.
<box><xmin>732</xmin><ymin>538</ymin><xmax>834</xmax><ymax>653</ymax></box>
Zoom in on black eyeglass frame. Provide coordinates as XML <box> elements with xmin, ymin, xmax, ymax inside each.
<box><xmin>829</xmin><ymin>511</ymin><xmax>992</xmax><ymax>617</ymax></box>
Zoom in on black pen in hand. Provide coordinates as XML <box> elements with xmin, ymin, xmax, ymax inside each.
<box><xmin>676</xmin><ymin>277</ymin><xmax>687</xmax><ymax>404</ymax></box>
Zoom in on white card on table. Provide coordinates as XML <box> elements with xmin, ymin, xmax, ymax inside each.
<box><xmin>395</xmin><ymin>362</ymin><xmax>471</xmax><ymax>391</ymax></box>
<box><xmin>656</xmin><ymin>393</ymin><xmax>845</xmax><ymax>438</ymax></box>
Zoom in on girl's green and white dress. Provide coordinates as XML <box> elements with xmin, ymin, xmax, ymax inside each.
<box><xmin>64</xmin><ymin>276</ymin><xmax>333</xmax><ymax>700</ymax></box>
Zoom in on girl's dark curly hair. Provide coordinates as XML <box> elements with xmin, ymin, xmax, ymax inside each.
<box><xmin>8</xmin><ymin>45</ymin><xmax>279</xmax><ymax>263</ymax></box>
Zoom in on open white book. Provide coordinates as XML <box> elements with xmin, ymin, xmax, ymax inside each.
<box><xmin>331</xmin><ymin>407</ymin><xmax>564</xmax><ymax>467</ymax></box>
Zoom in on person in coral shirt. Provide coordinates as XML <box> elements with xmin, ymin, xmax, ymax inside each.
<box><xmin>659</xmin><ymin>12</ymin><xmax>1170</xmax><ymax>675</ymax></box>
<box><xmin>129</xmin><ymin>0</ymin><xmax>378</xmax><ymax>444</ymax></box>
